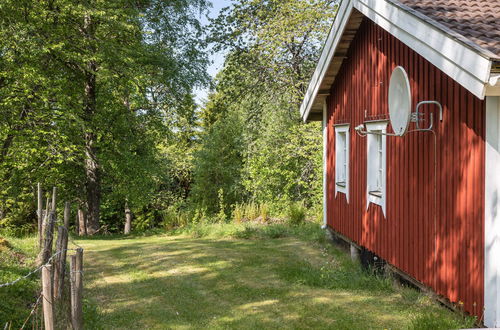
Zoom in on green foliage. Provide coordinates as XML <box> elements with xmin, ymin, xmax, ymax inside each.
<box><xmin>0</xmin><ymin>235</ymin><xmax>38</xmax><ymax>327</ymax></box>
<box><xmin>408</xmin><ymin>312</ymin><xmax>476</xmax><ymax>330</ymax></box>
<box><xmin>286</xmin><ymin>202</ymin><xmax>307</xmax><ymax>226</ymax></box>
<box><xmin>83</xmin><ymin>298</ymin><xmax>104</xmax><ymax>330</ymax></box>
<box><xmin>191</xmin><ymin>0</ymin><xmax>336</xmax><ymax>215</ymax></box>
<box><xmin>232</xmin><ymin>202</ymin><xmax>270</xmax><ymax>222</ymax></box>
<box><xmin>0</xmin><ymin>0</ymin><xmax>209</xmax><ymax>231</ymax></box>
<box><xmin>190</xmin><ymin>112</ymin><xmax>244</xmax><ymax>213</ymax></box>
<box><xmin>161</xmin><ymin>206</ymin><xmax>192</xmax><ymax>230</ymax></box>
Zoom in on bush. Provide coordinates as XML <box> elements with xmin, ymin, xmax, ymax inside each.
<box><xmin>231</xmin><ymin>202</ymin><xmax>270</xmax><ymax>223</ymax></box>
<box><xmin>161</xmin><ymin>206</ymin><xmax>192</xmax><ymax>230</ymax></box>
<box><xmin>259</xmin><ymin>203</ymin><xmax>269</xmax><ymax>222</ymax></box>
<box><xmin>233</xmin><ymin>204</ymin><xmax>244</xmax><ymax>223</ymax></box>
<box><xmin>286</xmin><ymin>202</ymin><xmax>306</xmax><ymax>226</ymax></box>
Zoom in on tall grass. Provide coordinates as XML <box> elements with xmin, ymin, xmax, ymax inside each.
<box><xmin>232</xmin><ymin>202</ymin><xmax>270</xmax><ymax>223</ymax></box>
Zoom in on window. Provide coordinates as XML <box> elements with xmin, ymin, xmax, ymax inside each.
<box><xmin>335</xmin><ymin>124</ymin><xmax>350</xmax><ymax>201</ymax></box>
<box><xmin>366</xmin><ymin>121</ymin><xmax>388</xmax><ymax>216</ymax></box>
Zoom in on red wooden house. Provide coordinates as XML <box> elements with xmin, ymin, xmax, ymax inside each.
<box><xmin>300</xmin><ymin>0</ymin><xmax>500</xmax><ymax>326</ymax></box>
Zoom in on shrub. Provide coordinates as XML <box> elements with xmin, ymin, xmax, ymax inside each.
<box><xmin>286</xmin><ymin>202</ymin><xmax>306</xmax><ymax>226</ymax></box>
<box><xmin>161</xmin><ymin>207</ymin><xmax>191</xmax><ymax>230</ymax></box>
<box><xmin>216</xmin><ymin>188</ymin><xmax>227</xmax><ymax>222</ymax></box>
<box><xmin>259</xmin><ymin>203</ymin><xmax>269</xmax><ymax>222</ymax></box>
<box><xmin>232</xmin><ymin>204</ymin><xmax>244</xmax><ymax>223</ymax></box>
<box><xmin>244</xmin><ymin>202</ymin><xmax>260</xmax><ymax>220</ymax></box>
<box><xmin>231</xmin><ymin>202</ymin><xmax>269</xmax><ymax>223</ymax></box>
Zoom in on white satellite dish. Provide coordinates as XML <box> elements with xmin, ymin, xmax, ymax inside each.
<box><xmin>388</xmin><ymin>66</ymin><xmax>412</xmax><ymax>136</ymax></box>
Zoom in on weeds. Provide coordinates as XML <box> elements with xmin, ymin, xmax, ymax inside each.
<box><xmin>286</xmin><ymin>202</ymin><xmax>307</xmax><ymax>225</ymax></box>
<box><xmin>232</xmin><ymin>202</ymin><xmax>270</xmax><ymax>223</ymax></box>
<box><xmin>408</xmin><ymin>312</ymin><xmax>476</xmax><ymax>330</ymax></box>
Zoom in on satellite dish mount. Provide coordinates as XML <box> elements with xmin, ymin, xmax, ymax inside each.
<box><xmin>355</xmin><ymin>66</ymin><xmax>442</xmax><ymax>137</ymax></box>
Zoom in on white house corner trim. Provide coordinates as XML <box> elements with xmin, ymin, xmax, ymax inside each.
<box><xmin>322</xmin><ymin>100</ymin><xmax>328</xmax><ymax>229</ymax></box>
<box><xmin>485</xmin><ymin>96</ymin><xmax>500</xmax><ymax>328</ymax></box>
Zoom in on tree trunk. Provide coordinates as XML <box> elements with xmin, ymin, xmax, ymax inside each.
<box><xmin>84</xmin><ymin>128</ymin><xmax>100</xmax><ymax>235</ymax></box>
<box><xmin>77</xmin><ymin>208</ymin><xmax>87</xmax><ymax>236</ymax></box>
<box><xmin>82</xmin><ymin>12</ymin><xmax>100</xmax><ymax>235</ymax></box>
<box><xmin>124</xmin><ymin>201</ymin><xmax>132</xmax><ymax>234</ymax></box>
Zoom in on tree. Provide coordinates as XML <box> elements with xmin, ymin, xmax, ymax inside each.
<box><xmin>0</xmin><ymin>0</ymin><xmax>209</xmax><ymax>232</ymax></box>
<box><xmin>192</xmin><ymin>0</ymin><xmax>336</xmax><ymax>211</ymax></box>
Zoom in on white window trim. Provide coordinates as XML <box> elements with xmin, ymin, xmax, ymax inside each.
<box><xmin>334</xmin><ymin>124</ymin><xmax>350</xmax><ymax>202</ymax></box>
<box><xmin>366</xmin><ymin>120</ymin><xmax>388</xmax><ymax>216</ymax></box>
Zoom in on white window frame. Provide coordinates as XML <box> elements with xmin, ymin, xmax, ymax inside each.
<box><xmin>366</xmin><ymin>121</ymin><xmax>388</xmax><ymax>216</ymax></box>
<box><xmin>334</xmin><ymin>124</ymin><xmax>350</xmax><ymax>202</ymax></box>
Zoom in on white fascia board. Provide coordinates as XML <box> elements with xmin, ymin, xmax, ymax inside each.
<box><xmin>354</xmin><ymin>0</ymin><xmax>492</xmax><ymax>99</ymax></box>
<box><xmin>300</xmin><ymin>0</ymin><xmax>354</xmax><ymax>122</ymax></box>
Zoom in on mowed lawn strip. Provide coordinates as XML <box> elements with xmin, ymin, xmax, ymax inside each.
<box><xmin>77</xmin><ymin>226</ymin><xmax>473</xmax><ymax>329</ymax></box>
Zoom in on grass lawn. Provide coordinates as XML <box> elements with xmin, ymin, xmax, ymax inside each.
<box><xmin>0</xmin><ymin>235</ymin><xmax>39</xmax><ymax>327</ymax></box>
<box><xmin>77</xmin><ymin>223</ymin><xmax>474</xmax><ymax>329</ymax></box>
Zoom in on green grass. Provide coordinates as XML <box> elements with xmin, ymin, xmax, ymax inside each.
<box><xmin>0</xmin><ymin>235</ymin><xmax>39</xmax><ymax>327</ymax></box>
<box><xmin>76</xmin><ymin>222</ymin><xmax>475</xmax><ymax>329</ymax></box>
<box><xmin>0</xmin><ymin>233</ymin><xmax>102</xmax><ymax>328</ymax></box>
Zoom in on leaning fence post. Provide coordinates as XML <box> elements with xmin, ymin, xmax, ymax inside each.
<box><xmin>71</xmin><ymin>249</ymin><xmax>83</xmax><ymax>330</ymax></box>
<box><xmin>37</xmin><ymin>210</ymin><xmax>55</xmax><ymax>266</ymax></box>
<box><xmin>40</xmin><ymin>196</ymin><xmax>51</xmax><ymax>248</ymax></box>
<box><xmin>42</xmin><ymin>264</ymin><xmax>54</xmax><ymax>330</ymax></box>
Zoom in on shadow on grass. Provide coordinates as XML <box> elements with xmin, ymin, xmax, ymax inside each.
<box><xmin>78</xmin><ymin>233</ymin><xmax>472</xmax><ymax>329</ymax></box>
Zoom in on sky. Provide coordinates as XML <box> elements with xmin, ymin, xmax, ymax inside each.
<box><xmin>194</xmin><ymin>0</ymin><xmax>233</xmax><ymax>105</ymax></box>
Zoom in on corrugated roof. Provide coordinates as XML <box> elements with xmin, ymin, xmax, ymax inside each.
<box><xmin>397</xmin><ymin>0</ymin><xmax>500</xmax><ymax>59</ymax></box>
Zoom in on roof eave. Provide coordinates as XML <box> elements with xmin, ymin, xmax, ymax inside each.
<box><xmin>300</xmin><ymin>0</ymin><xmax>497</xmax><ymax>122</ymax></box>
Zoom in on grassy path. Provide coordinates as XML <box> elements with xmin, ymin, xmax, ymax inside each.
<box><xmin>77</xmin><ymin>230</ymin><xmax>471</xmax><ymax>329</ymax></box>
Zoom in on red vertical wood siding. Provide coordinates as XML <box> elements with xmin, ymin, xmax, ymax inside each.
<box><xmin>326</xmin><ymin>19</ymin><xmax>485</xmax><ymax>318</ymax></box>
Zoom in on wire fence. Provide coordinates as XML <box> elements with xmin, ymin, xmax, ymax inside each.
<box><xmin>0</xmin><ymin>249</ymin><xmax>74</xmax><ymax>289</ymax></box>
<box><xmin>2</xmin><ymin>185</ymin><xmax>85</xmax><ymax>329</ymax></box>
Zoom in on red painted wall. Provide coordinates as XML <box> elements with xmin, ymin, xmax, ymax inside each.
<box><xmin>327</xmin><ymin>18</ymin><xmax>485</xmax><ymax>318</ymax></box>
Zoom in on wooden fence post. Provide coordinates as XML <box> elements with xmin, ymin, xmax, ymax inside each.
<box><xmin>70</xmin><ymin>249</ymin><xmax>83</xmax><ymax>330</ymax></box>
<box><xmin>51</xmin><ymin>187</ymin><xmax>57</xmax><ymax>212</ymax></box>
<box><xmin>42</xmin><ymin>264</ymin><xmax>54</xmax><ymax>330</ymax></box>
<box><xmin>41</xmin><ymin>212</ymin><xmax>56</xmax><ymax>265</ymax></box>
<box><xmin>37</xmin><ymin>183</ymin><xmax>43</xmax><ymax>248</ymax></box>
<box><xmin>40</xmin><ymin>196</ymin><xmax>51</xmax><ymax>248</ymax></box>
<box><xmin>53</xmin><ymin>225</ymin><xmax>68</xmax><ymax>300</ymax></box>
<box><xmin>64</xmin><ymin>201</ymin><xmax>70</xmax><ymax>229</ymax></box>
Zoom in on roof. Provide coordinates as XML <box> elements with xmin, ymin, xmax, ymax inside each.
<box><xmin>397</xmin><ymin>0</ymin><xmax>500</xmax><ymax>59</ymax></box>
<box><xmin>300</xmin><ymin>0</ymin><xmax>500</xmax><ymax>122</ymax></box>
